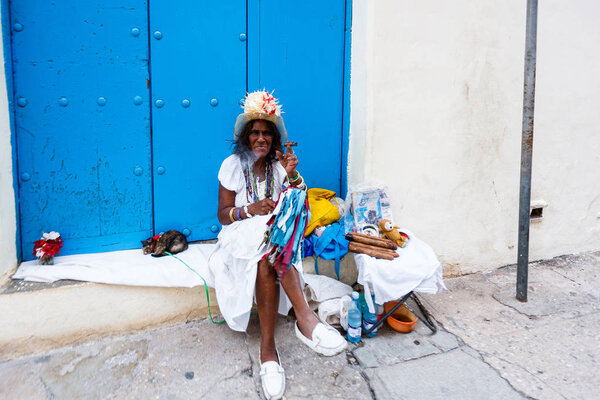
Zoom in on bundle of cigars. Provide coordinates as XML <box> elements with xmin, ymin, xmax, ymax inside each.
<box><xmin>345</xmin><ymin>232</ymin><xmax>399</xmax><ymax>260</ymax></box>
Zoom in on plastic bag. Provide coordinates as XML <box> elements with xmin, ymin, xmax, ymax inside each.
<box><xmin>343</xmin><ymin>183</ymin><xmax>394</xmax><ymax>235</ymax></box>
<box><xmin>304</xmin><ymin>273</ymin><xmax>353</xmax><ymax>303</ymax></box>
<box><xmin>317</xmin><ymin>295</ymin><xmax>352</xmax><ymax>330</ymax></box>
<box><xmin>330</xmin><ymin>196</ymin><xmax>346</xmax><ymax>217</ymax></box>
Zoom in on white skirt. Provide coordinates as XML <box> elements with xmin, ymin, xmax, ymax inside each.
<box><xmin>208</xmin><ymin>214</ymin><xmax>304</xmax><ymax>332</ymax></box>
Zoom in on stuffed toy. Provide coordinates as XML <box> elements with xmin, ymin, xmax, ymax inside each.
<box><xmin>378</xmin><ymin>219</ymin><xmax>409</xmax><ymax>248</ymax></box>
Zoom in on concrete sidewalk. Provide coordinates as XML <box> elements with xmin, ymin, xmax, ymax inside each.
<box><xmin>1</xmin><ymin>251</ymin><xmax>598</xmax><ymax>399</ymax></box>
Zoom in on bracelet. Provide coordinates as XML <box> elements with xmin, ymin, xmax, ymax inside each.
<box><xmin>229</xmin><ymin>207</ymin><xmax>236</xmax><ymax>223</ymax></box>
<box><xmin>244</xmin><ymin>205</ymin><xmax>253</xmax><ymax>218</ymax></box>
<box><xmin>288</xmin><ymin>172</ymin><xmax>301</xmax><ymax>183</ymax></box>
<box><xmin>295</xmin><ymin>180</ymin><xmax>307</xmax><ymax>190</ymax></box>
<box><xmin>236</xmin><ymin>207</ymin><xmax>242</xmax><ymax>221</ymax></box>
<box><xmin>289</xmin><ymin>175</ymin><xmax>301</xmax><ymax>185</ymax></box>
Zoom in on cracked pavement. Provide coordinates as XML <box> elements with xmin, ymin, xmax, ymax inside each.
<box><xmin>1</xmin><ymin>251</ymin><xmax>598</xmax><ymax>399</ymax></box>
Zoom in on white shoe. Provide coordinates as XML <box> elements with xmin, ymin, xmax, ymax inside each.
<box><xmin>259</xmin><ymin>351</ymin><xmax>285</xmax><ymax>400</ymax></box>
<box><xmin>295</xmin><ymin>322</ymin><xmax>347</xmax><ymax>356</ymax></box>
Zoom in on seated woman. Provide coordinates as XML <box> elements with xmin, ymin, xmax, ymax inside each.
<box><xmin>210</xmin><ymin>91</ymin><xmax>346</xmax><ymax>400</ymax></box>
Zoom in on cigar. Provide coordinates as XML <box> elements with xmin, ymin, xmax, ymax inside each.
<box><xmin>349</xmin><ymin>243</ymin><xmax>393</xmax><ymax>259</ymax></box>
<box><xmin>347</xmin><ymin>232</ymin><xmax>398</xmax><ymax>249</ymax></box>
<box><xmin>283</xmin><ymin>141</ymin><xmax>298</xmax><ymax>155</ymax></box>
<box><xmin>348</xmin><ymin>242</ymin><xmax>398</xmax><ymax>259</ymax></box>
<box><xmin>350</xmin><ymin>241</ymin><xmax>399</xmax><ymax>257</ymax></box>
<box><xmin>345</xmin><ymin>233</ymin><xmax>398</xmax><ymax>250</ymax></box>
<box><xmin>348</xmin><ymin>242</ymin><xmax>396</xmax><ymax>260</ymax></box>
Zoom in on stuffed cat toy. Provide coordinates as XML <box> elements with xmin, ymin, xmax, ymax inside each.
<box><xmin>142</xmin><ymin>230</ymin><xmax>188</xmax><ymax>257</ymax></box>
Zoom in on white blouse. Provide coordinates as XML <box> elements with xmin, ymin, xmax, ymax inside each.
<box><xmin>218</xmin><ymin>154</ymin><xmax>288</xmax><ymax>207</ymax></box>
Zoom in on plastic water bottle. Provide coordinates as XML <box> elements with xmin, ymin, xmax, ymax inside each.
<box><xmin>376</xmin><ymin>302</ymin><xmax>384</xmax><ymax>322</ymax></box>
<box><xmin>362</xmin><ymin>294</ymin><xmax>379</xmax><ymax>338</ymax></box>
<box><xmin>347</xmin><ymin>292</ymin><xmax>362</xmax><ymax>343</ymax></box>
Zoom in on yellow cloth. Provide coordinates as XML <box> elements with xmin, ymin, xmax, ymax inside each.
<box><xmin>305</xmin><ymin>188</ymin><xmax>341</xmax><ymax>237</ymax></box>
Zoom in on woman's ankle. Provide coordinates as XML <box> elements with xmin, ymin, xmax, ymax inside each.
<box><xmin>260</xmin><ymin>340</ymin><xmax>278</xmax><ymax>363</ymax></box>
<box><xmin>296</xmin><ymin>312</ymin><xmax>319</xmax><ymax>340</ymax></box>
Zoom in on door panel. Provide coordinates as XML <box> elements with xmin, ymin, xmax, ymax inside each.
<box><xmin>11</xmin><ymin>1</ymin><xmax>152</xmax><ymax>259</ymax></box>
<box><xmin>248</xmin><ymin>0</ymin><xmax>346</xmax><ymax>194</ymax></box>
<box><xmin>150</xmin><ymin>0</ymin><xmax>246</xmax><ymax>241</ymax></box>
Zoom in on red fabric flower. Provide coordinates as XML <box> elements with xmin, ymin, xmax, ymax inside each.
<box><xmin>33</xmin><ymin>235</ymin><xmax>63</xmax><ymax>259</ymax></box>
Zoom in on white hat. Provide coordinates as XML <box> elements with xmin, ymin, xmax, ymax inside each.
<box><xmin>233</xmin><ymin>90</ymin><xmax>287</xmax><ymax>142</ymax></box>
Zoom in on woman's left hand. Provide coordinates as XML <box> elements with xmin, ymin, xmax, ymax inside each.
<box><xmin>276</xmin><ymin>141</ymin><xmax>299</xmax><ymax>175</ymax></box>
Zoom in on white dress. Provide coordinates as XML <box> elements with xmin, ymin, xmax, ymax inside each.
<box><xmin>208</xmin><ymin>154</ymin><xmax>305</xmax><ymax>332</ymax></box>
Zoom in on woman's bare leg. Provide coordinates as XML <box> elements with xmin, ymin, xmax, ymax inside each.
<box><xmin>280</xmin><ymin>267</ymin><xmax>319</xmax><ymax>340</ymax></box>
<box><xmin>256</xmin><ymin>259</ymin><xmax>280</xmax><ymax>363</ymax></box>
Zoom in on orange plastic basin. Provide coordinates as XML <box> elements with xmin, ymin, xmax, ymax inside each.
<box><xmin>384</xmin><ymin>302</ymin><xmax>417</xmax><ymax>333</ymax></box>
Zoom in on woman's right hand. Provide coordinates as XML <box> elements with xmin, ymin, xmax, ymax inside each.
<box><xmin>249</xmin><ymin>198</ymin><xmax>277</xmax><ymax>215</ymax></box>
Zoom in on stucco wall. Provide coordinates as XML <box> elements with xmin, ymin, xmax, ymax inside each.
<box><xmin>349</xmin><ymin>0</ymin><xmax>600</xmax><ymax>274</ymax></box>
<box><xmin>0</xmin><ymin>24</ymin><xmax>17</xmax><ymax>280</ymax></box>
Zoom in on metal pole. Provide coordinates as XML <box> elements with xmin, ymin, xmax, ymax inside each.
<box><xmin>517</xmin><ymin>0</ymin><xmax>538</xmax><ymax>302</ymax></box>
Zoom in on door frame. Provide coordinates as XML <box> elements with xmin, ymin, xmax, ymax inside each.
<box><xmin>341</xmin><ymin>0</ymin><xmax>352</xmax><ymax>199</ymax></box>
<box><xmin>2</xmin><ymin>0</ymin><xmax>22</xmax><ymax>261</ymax></box>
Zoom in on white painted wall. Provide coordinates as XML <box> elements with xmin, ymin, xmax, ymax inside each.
<box><xmin>347</xmin><ymin>0</ymin><xmax>368</xmax><ymax>185</ymax></box>
<box><xmin>0</xmin><ymin>25</ymin><xmax>17</xmax><ymax>281</ymax></box>
<box><xmin>348</xmin><ymin>0</ymin><xmax>600</xmax><ymax>274</ymax></box>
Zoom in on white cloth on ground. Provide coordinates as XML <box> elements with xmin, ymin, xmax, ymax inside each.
<box><xmin>12</xmin><ymin>227</ymin><xmax>444</xmax><ymax>318</ymax></box>
<box><xmin>354</xmin><ymin>229</ymin><xmax>446</xmax><ymax>313</ymax></box>
<box><xmin>11</xmin><ymin>243</ymin><xmax>328</xmax><ymax>309</ymax></box>
<box><xmin>12</xmin><ymin>244</ymin><xmax>216</xmax><ymax>287</ymax></box>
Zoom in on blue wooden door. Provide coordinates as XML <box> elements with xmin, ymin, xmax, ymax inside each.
<box><xmin>149</xmin><ymin>1</ymin><xmax>246</xmax><ymax>241</ymax></box>
<box><xmin>248</xmin><ymin>0</ymin><xmax>347</xmax><ymax>194</ymax></box>
<box><xmin>11</xmin><ymin>1</ymin><xmax>153</xmax><ymax>259</ymax></box>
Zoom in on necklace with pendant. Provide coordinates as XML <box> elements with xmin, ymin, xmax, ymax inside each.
<box><xmin>247</xmin><ymin>159</ymin><xmax>273</xmax><ymax>202</ymax></box>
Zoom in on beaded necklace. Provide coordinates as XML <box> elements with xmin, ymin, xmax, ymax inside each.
<box><xmin>242</xmin><ymin>154</ymin><xmax>274</xmax><ymax>202</ymax></box>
